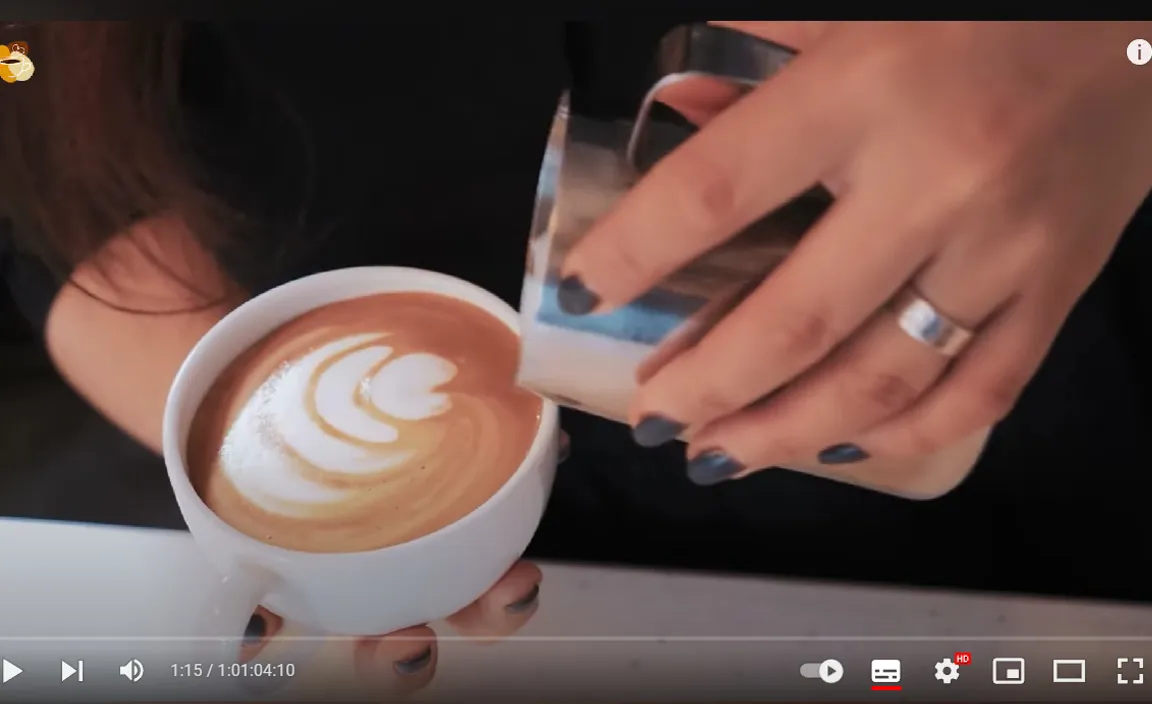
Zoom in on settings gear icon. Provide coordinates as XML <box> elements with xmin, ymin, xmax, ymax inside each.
<box><xmin>935</xmin><ymin>658</ymin><xmax>960</xmax><ymax>684</ymax></box>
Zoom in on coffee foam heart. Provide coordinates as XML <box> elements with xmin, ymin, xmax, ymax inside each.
<box><xmin>187</xmin><ymin>292</ymin><xmax>542</xmax><ymax>553</ymax></box>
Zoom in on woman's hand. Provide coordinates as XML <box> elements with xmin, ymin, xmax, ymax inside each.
<box><xmin>243</xmin><ymin>560</ymin><xmax>542</xmax><ymax>696</ymax></box>
<box><xmin>559</xmin><ymin>21</ymin><xmax>1152</xmax><ymax>484</ymax></box>
<box><xmin>238</xmin><ymin>432</ymin><xmax>567</xmax><ymax>695</ymax></box>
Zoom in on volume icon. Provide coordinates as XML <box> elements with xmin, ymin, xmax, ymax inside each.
<box><xmin>119</xmin><ymin>659</ymin><xmax>144</xmax><ymax>683</ymax></box>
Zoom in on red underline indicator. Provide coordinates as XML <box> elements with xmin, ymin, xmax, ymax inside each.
<box><xmin>872</xmin><ymin>685</ymin><xmax>903</xmax><ymax>691</ymax></box>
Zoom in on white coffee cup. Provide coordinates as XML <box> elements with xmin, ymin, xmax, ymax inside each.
<box><xmin>162</xmin><ymin>267</ymin><xmax>560</xmax><ymax>656</ymax></box>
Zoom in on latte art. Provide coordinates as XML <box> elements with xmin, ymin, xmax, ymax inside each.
<box><xmin>188</xmin><ymin>292</ymin><xmax>542</xmax><ymax>553</ymax></box>
<box><xmin>223</xmin><ymin>334</ymin><xmax>461</xmax><ymax>514</ymax></box>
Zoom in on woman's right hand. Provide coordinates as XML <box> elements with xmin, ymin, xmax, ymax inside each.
<box><xmin>562</xmin><ymin>21</ymin><xmax>1152</xmax><ymax>484</ymax></box>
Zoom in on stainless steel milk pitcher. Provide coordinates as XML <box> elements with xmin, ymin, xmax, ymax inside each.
<box><xmin>516</xmin><ymin>24</ymin><xmax>990</xmax><ymax>499</ymax></box>
<box><xmin>518</xmin><ymin>23</ymin><xmax>828</xmax><ymax>421</ymax></box>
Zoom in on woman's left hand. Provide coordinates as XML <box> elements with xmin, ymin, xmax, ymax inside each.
<box><xmin>560</xmin><ymin>21</ymin><xmax>1152</xmax><ymax>484</ymax></box>
<box><xmin>236</xmin><ymin>432</ymin><xmax>569</xmax><ymax>696</ymax></box>
<box><xmin>242</xmin><ymin>560</ymin><xmax>542</xmax><ymax>696</ymax></box>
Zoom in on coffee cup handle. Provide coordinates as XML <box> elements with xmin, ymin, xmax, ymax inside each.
<box><xmin>194</xmin><ymin>564</ymin><xmax>324</xmax><ymax>664</ymax></box>
<box><xmin>189</xmin><ymin>564</ymin><xmax>327</xmax><ymax>698</ymax></box>
<box><xmin>196</xmin><ymin>564</ymin><xmax>270</xmax><ymax>648</ymax></box>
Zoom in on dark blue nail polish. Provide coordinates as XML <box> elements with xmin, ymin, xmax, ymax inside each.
<box><xmin>818</xmin><ymin>443</ymin><xmax>870</xmax><ymax>465</ymax></box>
<box><xmin>393</xmin><ymin>646</ymin><xmax>434</xmax><ymax>675</ymax></box>
<box><xmin>632</xmin><ymin>415</ymin><xmax>686</xmax><ymax>448</ymax></box>
<box><xmin>504</xmin><ymin>584</ymin><xmax>540</xmax><ymax>614</ymax></box>
<box><xmin>686</xmin><ymin>450</ymin><xmax>745</xmax><ymax>486</ymax></box>
<box><xmin>557</xmin><ymin>275</ymin><xmax>600</xmax><ymax>315</ymax></box>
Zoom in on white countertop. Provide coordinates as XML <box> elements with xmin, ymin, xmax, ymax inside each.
<box><xmin>2</xmin><ymin>517</ymin><xmax>1151</xmax><ymax>701</ymax></box>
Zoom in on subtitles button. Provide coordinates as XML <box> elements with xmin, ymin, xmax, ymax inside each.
<box><xmin>871</xmin><ymin>659</ymin><xmax>902</xmax><ymax>691</ymax></box>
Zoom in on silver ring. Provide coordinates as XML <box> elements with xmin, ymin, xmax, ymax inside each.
<box><xmin>892</xmin><ymin>288</ymin><xmax>973</xmax><ymax>357</ymax></box>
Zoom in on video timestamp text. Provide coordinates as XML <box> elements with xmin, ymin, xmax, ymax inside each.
<box><xmin>171</xmin><ymin>662</ymin><xmax>296</xmax><ymax>678</ymax></box>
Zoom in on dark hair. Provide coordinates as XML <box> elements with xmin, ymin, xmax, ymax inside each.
<box><xmin>0</xmin><ymin>21</ymin><xmax>240</xmax><ymax>309</ymax></box>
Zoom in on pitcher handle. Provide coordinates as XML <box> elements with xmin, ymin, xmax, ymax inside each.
<box><xmin>625</xmin><ymin>23</ymin><xmax>797</xmax><ymax>171</ymax></box>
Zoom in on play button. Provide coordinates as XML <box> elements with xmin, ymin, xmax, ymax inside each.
<box><xmin>819</xmin><ymin>659</ymin><xmax>844</xmax><ymax>684</ymax></box>
<box><xmin>2</xmin><ymin>659</ymin><xmax>21</xmax><ymax>684</ymax></box>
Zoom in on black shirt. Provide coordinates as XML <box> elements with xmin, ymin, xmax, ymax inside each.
<box><xmin>3</xmin><ymin>21</ymin><xmax>1152</xmax><ymax>601</ymax></box>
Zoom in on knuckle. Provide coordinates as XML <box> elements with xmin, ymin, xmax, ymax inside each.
<box><xmin>928</xmin><ymin>115</ymin><xmax>1035</xmax><ymax>213</ymax></box>
<box><xmin>662</xmin><ymin>345</ymin><xmax>758</xmax><ymax>423</ymax></box>
<box><xmin>892</xmin><ymin>421</ymin><xmax>945</xmax><ymax>457</ymax></box>
<box><xmin>942</xmin><ymin>154</ymin><xmax>993</xmax><ymax>200</ymax></box>
<box><xmin>884</xmin><ymin>371</ymin><xmax>1028</xmax><ymax>458</ymax></box>
<box><xmin>597</xmin><ymin>233</ymin><xmax>655</xmax><ymax>285</ymax></box>
<box><xmin>690</xmin><ymin>380</ymin><xmax>749</xmax><ymax>423</ymax></box>
<box><xmin>769</xmin><ymin>307</ymin><xmax>839</xmax><ymax>362</ymax></box>
<box><xmin>951</xmin><ymin>99</ymin><xmax>1032</xmax><ymax>171</ymax></box>
<box><xmin>839</xmin><ymin>367</ymin><xmax>922</xmax><ymax>417</ymax></box>
<box><xmin>663</xmin><ymin>144</ymin><xmax>742</xmax><ymax>227</ymax></box>
<box><xmin>997</xmin><ymin>225</ymin><xmax>1056</xmax><ymax>280</ymax></box>
<box><xmin>961</xmin><ymin>378</ymin><xmax>1024</xmax><ymax>423</ymax></box>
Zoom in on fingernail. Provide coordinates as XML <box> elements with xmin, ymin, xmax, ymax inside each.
<box><xmin>557</xmin><ymin>275</ymin><xmax>600</xmax><ymax>315</ymax></box>
<box><xmin>392</xmin><ymin>646</ymin><xmax>434</xmax><ymax>676</ymax></box>
<box><xmin>817</xmin><ymin>443</ymin><xmax>870</xmax><ymax>465</ymax></box>
<box><xmin>243</xmin><ymin>614</ymin><xmax>266</xmax><ymax>644</ymax></box>
<box><xmin>504</xmin><ymin>583</ymin><xmax>541</xmax><ymax>614</ymax></box>
<box><xmin>686</xmin><ymin>450</ymin><xmax>744</xmax><ymax>486</ymax></box>
<box><xmin>632</xmin><ymin>415</ymin><xmax>686</xmax><ymax>448</ymax></box>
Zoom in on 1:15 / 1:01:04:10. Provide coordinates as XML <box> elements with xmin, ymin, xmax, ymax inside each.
<box><xmin>171</xmin><ymin>663</ymin><xmax>296</xmax><ymax>677</ymax></box>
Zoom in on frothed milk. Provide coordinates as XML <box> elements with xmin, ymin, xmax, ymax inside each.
<box><xmin>187</xmin><ymin>292</ymin><xmax>542</xmax><ymax>553</ymax></box>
